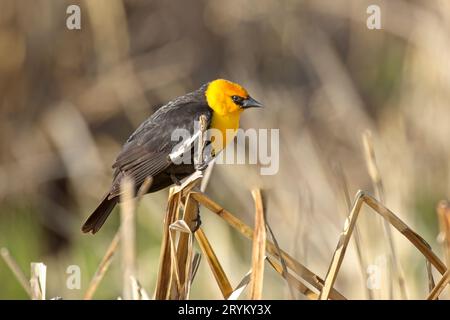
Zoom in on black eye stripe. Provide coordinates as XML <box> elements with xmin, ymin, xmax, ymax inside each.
<box><xmin>231</xmin><ymin>95</ymin><xmax>244</xmax><ymax>106</ymax></box>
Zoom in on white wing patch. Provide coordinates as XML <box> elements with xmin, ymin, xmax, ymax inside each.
<box><xmin>169</xmin><ymin>130</ymin><xmax>201</xmax><ymax>164</ymax></box>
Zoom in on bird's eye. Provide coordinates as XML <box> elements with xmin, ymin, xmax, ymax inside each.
<box><xmin>231</xmin><ymin>95</ymin><xmax>244</xmax><ymax>105</ymax></box>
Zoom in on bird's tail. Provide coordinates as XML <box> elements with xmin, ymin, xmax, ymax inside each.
<box><xmin>82</xmin><ymin>195</ymin><xmax>118</xmax><ymax>234</ymax></box>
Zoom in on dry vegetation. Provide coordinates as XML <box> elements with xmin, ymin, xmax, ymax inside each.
<box><xmin>2</xmin><ymin>135</ymin><xmax>450</xmax><ymax>299</ymax></box>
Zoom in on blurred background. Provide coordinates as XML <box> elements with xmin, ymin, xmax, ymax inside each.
<box><xmin>1</xmin><ymin>0</ymin><xmax>450</xmax><ymax>299</ymax></box>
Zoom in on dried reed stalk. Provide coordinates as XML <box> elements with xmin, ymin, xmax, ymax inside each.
<box><xmin>155</xmin><ymin>172</ymin><xmax>203</xmax><ymax>299</ymax></box>
<box><xmin>319</xmin><ymin>190</ymin><xmax>446</xmax><ymax>300</ymax></box>
<box><xmin>333</xmin><ymin>164</ymin><xmax>373</xmax><ymax>300</ymax></box>
<box><xmin>168</xmin><ymin>220</ymin><xmax>194</xmax><ymax>299</ymax></box>
<box><xmin>190</xmin><ymin>191</ymin><xmax>346</xmax><ymax>300</ymax></box>
<box><xmin>170</xmin><ymin>192</ymin><xmax>200</xmax><ymax>299</ymax></box>
<box><xmin>248</xmin><ymin>189</ymin><xmax>266</xmax><ymax>300</ymax></box>
<box><xmin>427</xmin><ymin>269</ymin><xmax>450</xmax><ymax>300</ymax></box>
<box><xmin>130</xmin><ymin>276</ymin><xmax>150</xmax><ymax>300</ymax></box>
<box><xmin>195</xmin><ymin>227</ymin><xmax>233</xmax><ymax>299</ymax></box>
<box><xmin>0</xmin><ymin>248</ymin><xmax>32</xmax><ymax>298</ymax></box>
<box><xmin>154</xmin><ymin>188</ymin><xmax>180</xmax><ymax>299</ymax></box>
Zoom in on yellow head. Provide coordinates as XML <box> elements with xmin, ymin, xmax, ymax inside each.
<box><xmin>205</xmin><ymin>79</ymin><xmax>262</xmax><ymax>116</ymax></box>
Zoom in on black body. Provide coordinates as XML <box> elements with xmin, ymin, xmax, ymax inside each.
<box><xmin>82</xmin><ymin>85</ymin><xmax>212</xmax><ymax>234</ymax></box>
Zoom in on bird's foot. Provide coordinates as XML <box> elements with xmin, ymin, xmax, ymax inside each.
<box><xmin>170</xmin><ymin>173</ymin><xmax>182</xmax><ymax>186</ymax></box>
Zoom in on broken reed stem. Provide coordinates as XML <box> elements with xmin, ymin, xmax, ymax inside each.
<box><xmin>195</xmin><ymin>227</ymin><xmax>233</xmax><ymax>299</ymax></box>
<box><xmin>83</xmin><ymin>232</ymin><xmax>120</xmax><ymax>300</ymax></box>
<box><xmin>190</xmin><ymin>191</ymin><xmax>347</xmax><ymax>300</ymax></box>
<box><xmin>120</xmin><ymin>176</ymin><xmax>136</xmax><ymax>300</ymax></box>
<box><xmin>248</xmin><ymin>189</ymin><xmax>266</xmax><ymax>300</ymax></box>
<box><xmin>319</xmin><ymin>191</ymin><xmax>364</xmax><ymax>300</ymax></box>
<box><xmin>427</xmin><ymin>268</ymin><xmax>450</xmax><ymax>300</ymax></box>
<box><xmin>319</xmin><ymin>190</ymin><xmax>446</xmax><ymax>300</ymax></box>
<box><xmin>333</xmin><ymin>164</ymin><xmax>373</xmax><ymax>300</ymax></box>
<box><xmin>30</xmin><ymin>262</ymin><xmax>46</xmax><ymax>300</ymax></box>
<box><xmin>0</xmin><ymin>248</ymin><xmax>32</xmax><ymax>298</ymax></box>
<box><xmin>362</xmin><ymin>130</ymin><xmax>407</xmax><ymax>299</ymax></box>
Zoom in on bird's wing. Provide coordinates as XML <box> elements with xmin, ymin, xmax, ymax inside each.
<box><xmin>108</xmin><ymin>101</ymin><xmax>212</xmax><ymax>198</ymax></box>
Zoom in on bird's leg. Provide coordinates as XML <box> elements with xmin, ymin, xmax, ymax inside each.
<box><xmin>170</xmin><ymin>173</ymin><xmax>182</xmax><ymax>186</ymax></box>
<box><xmin>195</xmin><ymin>114</ymin><xmax>208</xmax><ymax>172</ymax></box>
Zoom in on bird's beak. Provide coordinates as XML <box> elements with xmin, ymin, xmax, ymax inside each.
<box><xmin>242</xmin><ymin>96</ymin><xmax>263</xmax><ymax>109</ymax></box>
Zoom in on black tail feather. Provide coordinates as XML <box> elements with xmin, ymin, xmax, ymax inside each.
<box><xmin>82</xmin><ymin>195</ymin><xmax>118</xmax><ymax>234</ymax></box>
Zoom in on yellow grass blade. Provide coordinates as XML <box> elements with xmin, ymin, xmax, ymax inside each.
<box><xmin>248</xmin><ymin>189</ymin><xmax>266</xmax><ymax>300</ymax></box>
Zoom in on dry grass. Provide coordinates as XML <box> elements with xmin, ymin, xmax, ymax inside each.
<box><xmin>319</xmin><ymin>191</ymin><xmax>447</xmax><ymax>300</ymax></box>
<box><xmin>2</xmin><ymin>137</ymin><xmax>449</xmax><ymax>300</ymax></box>
<box><xmin>3</xmin><ymin>178</ymin><xmax>450</xmax><ymax>299</ymax></box>
<box><xmin>363</xmin><ymin>130</ymin><xmax>407</xmax><ymax>299</ymax></box>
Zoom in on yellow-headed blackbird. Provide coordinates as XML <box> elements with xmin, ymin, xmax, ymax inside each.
<box><xmin>82</xmin><ymin>79</ymin><xmax>262</xmax><ymax>234</ymax></box>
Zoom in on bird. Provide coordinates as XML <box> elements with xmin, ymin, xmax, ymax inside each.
<box><xmin>82</xmin><ymin>79</ymin><xmax>263</xmax><ymax>234</ymax></box>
